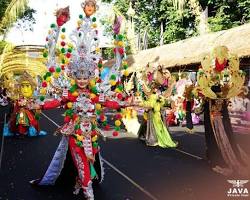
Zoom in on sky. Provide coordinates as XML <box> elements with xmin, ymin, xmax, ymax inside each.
<box><xmin>6</xmin><ymin>0</ymin><xmax>113</xmax><ymax>47</ymax></box>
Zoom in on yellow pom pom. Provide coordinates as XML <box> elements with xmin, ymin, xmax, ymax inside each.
<box><xmin>114</xmin><ymin>40</ymin><xmax>118</xmax><ymax>46</ymax></box>
<box><xmin>46</xmin><ymin>76</ymin><xmax>51</xmax><ymax>82</ymax></box>
<box><xmin>110</xmin><ymin>80</ymin><xmax>116</xmax><ymax>86</ymax></box>
<box><xmin>95</xmin><ymin>103</ymin><xmax>102</xmax><ymax>110</ymax></box>
<box><xmin>71</xmin><ymin>79</ymin><xmax>76</xmax><ymax>85</ymax></box>
<box><xmin>53</xmin><ymin>72</ymin><xmax>60</xmax><ymax>78</ymax></box>
<box><xmin>118</xmin><ymin>41</ymin><xmax>124</xmax><ymax>47</ymax></box>
<box><xmin>64</xmin><ymin>58</ymin><xmax>69</xmax><ymax>64</ymax></box>
<box><xmin>76</xmin><ymin>135</ymin><xmax>84</xmax><ymax>142</ymax></box>
<box><xmin>67</xmin><ymin>102</ymin><xmax>73</xmax><ymax>108</ymax></box>
<box><xmin>40</xmin><ymin>88</ymin><xmax>47</xmax><ymax>95</ymax></box>
<box><xmin>90</xmin><ymin>93</ymin><xmax>96</xmax><ymax>99</ymax></box>
<box><xmin>77</xmin><ymin>20</ymin><xmax>82</xmax><ymax>26</ymax></box>
<box><xmin>89</xmin><ymin>79</ymin><xmax>96</xmax><ymax>87</ymax></box>
<box><xmin>92</xmin><ymin>135</ymin><xmax>98</xmax><ymax>142</ymax></box>
<box><xmin>115</xmin><ymin>120</ymin><xmax>121</xmax><ymax>127</ymax></box>
<box><xmin>124</xmin><ymin>70</ymin><xmax>129</xmax><ymax>76</ymax></box>
<box><xmin>72</xmin><ymin>91</ymin><xmax>79</xmax><ymax>97</ymax></box>
<box><xmin>92</xmin><ymin>23</ymin><xmax>97</xmax><ymax>28</ymax></box>
<box><xmin>115</xmin><ymin>88</ymin><xmax>120</xmax><ymax>93</ymax></box>
<box><xmin>61</xmin><ymin>34</ymin><xmax>66</xmax><ymax>40</ymax></box>
<box><xmin>95</xmin><ymin>48</ymin><xmax>101</xmax><ymax>53</ymax></box>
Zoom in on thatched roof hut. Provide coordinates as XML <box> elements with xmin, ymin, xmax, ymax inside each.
<box><xmin>105</xmin><ymin>23</ymin><xmax>250</xmax><ymax>72</ymax></box>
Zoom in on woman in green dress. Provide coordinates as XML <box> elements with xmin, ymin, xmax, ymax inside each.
<box><xmin>137</xmin><ymin>65</ymin><xmax>177</xmax><ymax>148</ymax></box>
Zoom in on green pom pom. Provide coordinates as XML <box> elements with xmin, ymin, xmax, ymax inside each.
<box><xmin>76</xmin><ymin>141</ymin><xmax>82</xmax><ymax>147</ymax></box>
<box><xmin>43</xmin><ymin>75</ymin><xmax>47</xmax><ymax>80</ymax></box>
<box><xmin>110</xmin><ymin>74</ymin><xmax>116</xmax><ymax>80</ymax></box>
<box><xmin>66</xmin><ymin>109</ymin><xmax>73</xmax><ymax>117</ymax></box>
<box><xmin>92</xmin><ymin>124</ymin><xmax>97</xmax><ymax>130</ymax></box>
<box><xmin>115</xmin><ymin>126</ymin><xmax>120</xmax><ymax>131</ymax></box>
<box><xmin>50</xmin><ymin>23</ymin><xmax>56</xmax><ymax>28</ymax></box>
<box><xmin>74</xmin><ymin>124</ymin><xmax>80</xmax><ymax>130</ymax></box>
<box><xmin>93</xmin><ymin>142</ymin><xmax>98</xmax><ymax>148</ymax></box>
<box><xmin>96</xmin><ymin>110</ymin><xmax>101</xmax><ymax>115</ymax></box>
<box><xmin>69</xmin><ymin>84</ymin><xmax>77</xmax><ymax>93</ymax></box>
<box><xmin>102</xmin><ymin>121</ymin><xmax>107</xmax><ymax>126</ymax></box>
<box><xmin>79</xmin><ymin>14</ymin><xmax>83</xmax><ymax>19</ymax></box>
<box><xmin>61</xmin><ymin>48</ymin><xmax>66</xmax><ymax>53</ymax></box>
<box><xmin>35</xmin><ymin>113</ymin><xmax>40</xmax><ymax>120</ymax></box>
<box><xmin>46</xmin><ymin>72</ymin><xmax>52</xmax><ymax>77</ymax></box>
<box><xmin>62</xmin><ymin>27</ymin><xmax>66</xmax><ymax>32</ymax></box>
<box><xmin>91</xmin><ymin>86</ymin><xmax>98</xmax><ymax>94</ymax></box>
<box><xmin>92</xmin><ymin>17</ymin><xmax>96</xmax><ymax>22</ymax></box>
<box><xmin>117</xmin><ymin>85</ymin><xmax>123</xmax><ymax>91</ymax></box>
<box><xmin>67</xmin><ymin>48</ymin><xmax>72</xmax><ymax>53</ymax></box>
<box><xmin>61</xmin><ymin>59</ymin><xmax>66</xmax><ymax>64</ymax></box>
<box><xmin>43</xmin><ymin>52</ymin><xmax>48</xmax><ymax>58</ymax></box>
<box><xmin>118</xmin><ymin>34</ymin><xmax>123</xmax><ymax>41</ymax></box>
<box><xmin>56</xmin><ymin>67</ymin><xmax>61</xmax><ymax>73</ymax></box>
<box><xmin>98</xmin><ymin>63</ymin><xmax>102</xmax><ymax>68</ymax></box>
<box><xmin>123</xmin><ymin>64</ymin><xmax>128</xmax><ymax>70</ymax></box>
<box><xmin>40</xmin><ymin>96</ymin><xmax>45</xmax><ymax>101</ymax></box>
<box><xmin>70</xmin><ymin>87</ymin><xmax>75</xmax><ymax>93</ymax></box>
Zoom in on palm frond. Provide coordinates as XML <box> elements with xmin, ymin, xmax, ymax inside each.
<box><xmin>0</xmin><ymin>0</ymin><xmax>28</xmax><ymax>32</ymax></box>
<box><xmin>170</xmin><ymin>0</ymin><xmax>186</xmax><ymax>12</ymax></box>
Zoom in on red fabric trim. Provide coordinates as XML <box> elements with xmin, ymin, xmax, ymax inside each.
<box><xmin>69</xmin><ymin>136</ymin><xmax>91</xmax><ymax>187</ymax></box>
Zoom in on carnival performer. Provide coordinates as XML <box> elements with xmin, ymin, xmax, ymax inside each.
<box><xmin>122</xmin><ymin>73</ymin><xmax>141</xmax><ymax>135</ymax></box>
<box><xmin>137</xmin><ymin>66</ymin><xmax>178</xmax><ymax>148</ymax></box>
<box><xmin>183</xmin><ymin>84</ymin><xmax>195</xmax><ymax>133</ymax></box>
<box><xmin>3</xmin><ymin>72</ymin><xmax>46</xmax><ymax>137</ymax></box>
<box><xmin>196</xmin><ymin>46</ymin><xmax>250</xmax><ymax>176</ymax></box>
<box><xmin>30</xmin><ymin>1</ymin><xmax>129</xmax><ymax>199</ymax></box>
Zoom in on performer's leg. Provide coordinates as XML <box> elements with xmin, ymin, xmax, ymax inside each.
<box><xmin>68</xmin><ymin>137</ymin><xmax>94</xmax><ymax>200</ymax></box>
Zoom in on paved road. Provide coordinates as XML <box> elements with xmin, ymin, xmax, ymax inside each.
<box><xmin>0</xmin><ymin>107</ymin><xmax>249</xmax><ymax>200</ymax></box>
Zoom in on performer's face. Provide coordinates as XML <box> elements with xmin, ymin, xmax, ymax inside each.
<box><xmin>84</xmin><ymin>3</ymin><xmax>95</xmax><ymax>17</ymax></box>
<box><xmin>76</xmin><ymin>78</ymin><xmax>89</xmax><ymax>89</ymax></box>
<box><xmin>20</xmin><ymin>81</ymin><xmax>33</xmax><ymax>98</ymax></box>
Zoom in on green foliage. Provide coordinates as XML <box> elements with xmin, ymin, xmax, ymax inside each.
<box><xmin>0</xmin><ymin>0</ymin><xmax>12</xmax><ymax>21</ymax></box>
<box><xmin>103</xmin><ymin>47</ymin><xmax>114</xmax><ymax>60</ymax></box>
<box><xmin>208</xmin><ymin>0</ymin><xmax>250</xmax><ymax>32</ymax></box>
<box><xmin>0</xmin><ymin>40</ymin><xmax>8</xmax><ymax>54</ymax></box>
<box><xmin>103</xmin><ymin>0</ymin><xmax>197</xmax><ymax>49</ymax></box>
<box><xmin>102</xmin><ymin>0</ymin><xmax>250</xmax><ymax>49</ymax></box>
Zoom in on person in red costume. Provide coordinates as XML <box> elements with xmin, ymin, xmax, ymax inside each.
<box><xmin>4</xmin><ymin>72</ymin><xmax>47</xmax><ymax>137</ymax></box>
<box><xmin>30</xmin><ymin>1</ymin><xmax>128</xmax><ymax>200</ymax></box>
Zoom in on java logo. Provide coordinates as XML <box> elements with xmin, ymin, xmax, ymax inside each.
<box><xmin>227</xmin><ymin>180</ymin><xmax>249</xmax><ymax>197</ymax></box>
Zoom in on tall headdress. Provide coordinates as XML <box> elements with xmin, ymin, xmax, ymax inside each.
<box><xmin>67</xmin><ymin>2</ymin><xmax>101</xmax><ymax>79</ymax></box>
<box><xmin>197</xmin><ymin>46</ymin><xmax>246</xmax><ymax>99</ymax></box>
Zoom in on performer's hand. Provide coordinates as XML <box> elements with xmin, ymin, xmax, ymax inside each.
<box><xmin>87</xmin><ymin>155</ymin><xmax>95</xmax><ymax>163</ymax></box>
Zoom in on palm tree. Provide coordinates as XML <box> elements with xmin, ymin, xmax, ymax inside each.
<box><xmin>170</xmin><ymin>0</ymin><xmax>209</xmax><ymax>34</ymax></box>
<box><xmin>0</xmin><ymin>0</ymin><xmax>29</xmax><ymax>37</ymax></box>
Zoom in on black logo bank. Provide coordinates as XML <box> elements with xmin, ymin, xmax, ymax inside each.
<box><xmin>227</xmin><ymin>180</ymin><xmax>249</xmax><ymax>197</ymax></box>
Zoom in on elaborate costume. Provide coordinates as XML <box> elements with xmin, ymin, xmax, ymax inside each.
<box><xmin>196</xmin><ymin>46</ymin><xmax>250</xmax><ymax>176</ymax></box>
<box><xmin>137</xmin><ymin>65</ymin><xmax>177</xmax><ymax>148</ymax></box>
<box><xmin>30</xmin><ymin>2</ymin><xmax>128</xmax><ymax>199</ymax></box>
<box><xmin>183</xmin><ymin>84</ymin><xmax>195</xmax><ymax>133</ymax></box>
<box><xmin>3</xmin><ymin>72</ymin><xmax>46</xmax><ymax>137</ymax></box>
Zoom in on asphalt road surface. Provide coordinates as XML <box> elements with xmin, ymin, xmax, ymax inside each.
<box><xmin>0</xmin><ymin>107</ymin><xmax>249</xmax><ymax>200</ymax></box>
